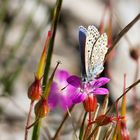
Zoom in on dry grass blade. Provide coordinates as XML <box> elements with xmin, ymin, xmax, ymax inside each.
<box><xmin>79</xmin><ymin>112</ymin><xmax>88</xmax><ymax>140</ymax></box>
<box><xmin>92</xmin><ymin>104</ymin><xmax>100</xmax><ymax>121</ymax></box>
<box><xmin>87</xmin><ymin>125</ymin><xmax>99</xmax><ymax>140</ymax></box>
<box><xmin>94</xmin><ymin>95</ymin><xmax>109</xmax><ymax>140</ymax></box>
<box><xmin>85</xmin><ymin>104</ymin><xmax>100</xmax><ymax>140</ymax></box>
<box><xmin>103</xmin><ymin>124</ymin><xmax>114</xmax><ymax>140</ymax></box>
<box><xmin>101</xmin><ymin>95</ymin><xmax>109</xmax><ymax>114</ymax></box>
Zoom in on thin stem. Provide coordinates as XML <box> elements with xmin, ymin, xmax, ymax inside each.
<box><xmin>116</xmin><ymin>79</ymin><xmax>140</xmax><ymax>103</ymax></box>
<box><xmin>42</xmin><ymin>0</ymin><xmax>63</xmax><ymax>89</ymax></box>
<box><xmin>43</xmin><ymin>61</ymin><xmax>61</xmax><ymax>98</ymax></box>
<box><xmin>79</xmin><ymin>112</ymin><xmax>88</xmax><ymax>140</ymax></box>
<box><xmin>83</xmin><ymin>122</ymin><xmax>92</xmax><ymax>140</ymax></box>
<box><xmin>24</xmin><ymin>101</ymin><xmax>34</xmax><ymax>140</ymax></box>
<box><xmin>106</xmin><ymin>13</ymin><xmax>140</xmax><ymax>57</ymax></box>
<box><xmin>83</xmin><ymin>112</ymin><xmax>92</xmax><ymax>140</ymax></box>
<box><xmin>94</xmin><ymin>95</ymin><xmax>109</xmax><ymax>140</ymax></box>
<box><xmin>31</xmin><ymin>1</ymin><xmax>63</xmax><ymax>140</ymax></box>
<box><xmin>52</xmin><ymin>105</ymin><xmax>74</xmax><ymax>140</ymax></box>
<box><xmin>67</xmin><ymin>108</ymin><xmax>78</xmax><ymax>139</ymax></box>
<box><xmin>32</xmin><ymin>118</ymin><xmax>42</xmax><ymax>140</ymax></box>
<box><xmin>87</xmin><ymin>125</ymin><xmax>99</xmax><ymax>140</ymax></box>
<box><xmin>105</xmin><ymin>79</ymin><xmax>140</xmax><ymax>116</ymax></box>
<box><xmin>121</xmin><ymin>74</ymin><xmax>126</xmax><ymax>117</ymax></box>
<box><xmin>83</xmin><ymin>107</ymin><xmax>98</xmax><ymax>140</ymax></box>
<box><xmin>27</xmin><ymin>118</ymin><xmax>39</xmax><ymax>129</ymax></box>
<box><xmin>113</xmin><ymin>9</ymin><xmax>133</xmax><ymax>49</ymax></box>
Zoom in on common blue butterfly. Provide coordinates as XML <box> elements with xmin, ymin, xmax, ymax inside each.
<box><xmin>79</xmin><ymin>25</ymin><xmax>108</xmax><ymax>82</ymax></box>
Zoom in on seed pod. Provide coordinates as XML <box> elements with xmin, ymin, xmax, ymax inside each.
<box><xmin>130</xmin><ymin>48</ymin><xmax>139</xmax><ymax>61</ymax></box>
<box><xmin>28</xmin><ymin>77</ymin><xmax>42</xmax><ymax>101</ymax></box>
<box><xmin>35</xmin><ymin>98</ymin><xmax>49</xmax><ymax>118</ymax></box>
<box><xmin>94</xmin><ymin>115</ymin><xmax>112</xmax><ymax>126</ymax></box>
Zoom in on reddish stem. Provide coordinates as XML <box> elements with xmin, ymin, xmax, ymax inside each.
<box><xmin>24</xmin><ymin>101</ymin><xmax>34</xmax><ymax>140</ymax></box>
<box><xmin>115</xmin><ymin>74</ymin><xmax>126</xmax><ymax>126</ymax></box>
<box><xmin>83</xmin><ymin>112</ymin><xmax>92</xmax><ymax>140</ymax></box>
<box><xmin>111</xmin><ymin>116</ymin><xmax>125</xmax><ymax>122</ymax></box>
<box><xmin>89</xmin><ymin>112</ymin><xmax>92</xmax><ymax>124</ymax></box>
<box><xmin>27</xmin><ymin>118</ymin><xmax>39</xmax><ymax>129</ymax></box>
<box><xmin>83</xmin><ymin>123</ymin><xmax>91</xmax><ymax>140</ymax></box>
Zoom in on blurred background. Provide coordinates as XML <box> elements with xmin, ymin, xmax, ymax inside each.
<box><xmin>0</xmin><ymin>0</ymin><xmax>140</xmax><ymax>139</ymax></box>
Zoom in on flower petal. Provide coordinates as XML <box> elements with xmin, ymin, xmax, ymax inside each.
<box><xmin>70</xmin><ymin>90</ymin><xmax>87</xmax><ymax>104</ymax></box>
<box><xmin>59</xmin><ymin>94</ymin><xmax>73</xmax><ymax>110</ymax></box>
<box><xmin>67</xmin><ymin>75</ymin><xmax>81</xmax><ymax>88</ymax></box>
<box><xmin>93</xmin><ymin>88</ymin><xmax>109</xmax><ymax>95</ymax></box>
<box><xmin>66</xmin><ymin>84</ymin><xmax>77</xmax><ymax>94</ymax></box>
<box><xmin>48</xmin><ymin>82</ymin><xmax>59</xmax><ymax>109</ymax></box>
<box><xmin>92</xmin><ymin>77</ymin><xmax>110</xmax><ymax>87</ymax></box>
<box><xmin>59</xmin><ymin>85</ymin><xmax>81</xmax><ymax>109</ymax></box>
<box><xmin>55</xmin><ymin>70</ymin><xmax>70</xmax><ymax>83</ymax></box>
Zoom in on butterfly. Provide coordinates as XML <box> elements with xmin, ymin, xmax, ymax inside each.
<box><xmin>79</xmin><ymin>25</ymin><xmax>108</xmax><ymax>82</ymax></box>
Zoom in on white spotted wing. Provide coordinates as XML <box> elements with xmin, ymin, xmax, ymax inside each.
<box><xmin>85</xmin><ymin>25</ymin><xmax>100</xmax><ymax>79</ymax></box>
<box><xmin>85</xmin><ymin>25</ymin><xmax>108</xmax><ymax>80</ymax></box>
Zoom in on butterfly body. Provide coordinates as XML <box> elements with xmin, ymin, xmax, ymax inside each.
<box><xmin>79</xmin><ymin>25</ymin><xmax>108</xmax><ymax>82</ymax></box>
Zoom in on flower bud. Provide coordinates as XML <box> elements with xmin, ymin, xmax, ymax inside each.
<box><xmin>94</xmin><ymin>115</ymin><xmax>112</xmax><ymax>126</ymax></box>
<box><xmin>83</xmin><ymin>95</ymin><xmax>97</xmax><ymax>112</ymax></box>
<box><xmin>130</xmin><ymin>48</ymin><xmax>139</xmax><ymax>61</ymax></box>
<box><xmin>28</xmin><ymin>77</ymin><xmax>42</xmax><ymax>101</ymax></box>
<box><xmin>35</xmin><ymin>98</ymin><xmax>49</xmax><ymax>118</ymax></box>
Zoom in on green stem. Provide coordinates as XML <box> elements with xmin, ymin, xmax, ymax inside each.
<box><xmin>31</xmin><ymin>0</ymin><xmax>63</xmax><ymax>140</ymax></box>
<box><xmin>42</xmin><ymin>0</ymin><xmax>63</xmax><ymax>89</ymax></box>
<box><xmin>32</xmin><ymin>118</ymin><xmax>42</xmax><ymax>140</ymax></box>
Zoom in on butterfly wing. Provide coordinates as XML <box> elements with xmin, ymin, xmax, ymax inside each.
<box><xmin>79</xmin><ymin>26</ymin><xmax>87</xmax><ymax>79</ymax></box>
<box><xmin>85</xmin><ymin>25</ymin><xmax>100</xmax><ymax>80</ymax></box>
<box><xmin>89</xmin><ymin>33</ymin><xmax>108</xmax><ymax>78</ymax></box>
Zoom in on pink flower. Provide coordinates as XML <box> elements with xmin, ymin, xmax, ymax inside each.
<box><xmin>48</xmin><ymin>70</ymin><xmax>110</xmax><ymax>111</ymax></box>
<box><xmin>67</xmin><ymin>75</ymin><xmax>110</xmax><ymax>104</ymax></box>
